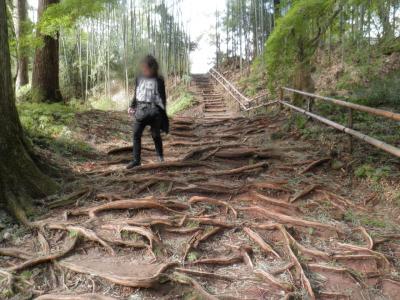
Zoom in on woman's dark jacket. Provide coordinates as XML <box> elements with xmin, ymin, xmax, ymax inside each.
<box><xmin>130</xmin><ymin>76</ymin><xmax>169</xmax><ymax>134</ymax></box>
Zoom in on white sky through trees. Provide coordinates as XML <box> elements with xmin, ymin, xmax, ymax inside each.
<box><xmin>182</xmin><ymin>0</ymin><xmax>226</xmax><ymax>73</ymax></box>
<box><xmin>27</xmin><ymin>0</ymin><xmax>225</xmax><ymax>74</ymax></box>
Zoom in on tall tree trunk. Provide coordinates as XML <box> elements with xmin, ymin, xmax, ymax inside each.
<box><xmin>273</xmin><ymin>0</ymin><xmax>280</xmax><ymax>26</ymax></box>
<box><xmin>0</xmin><ymin>0</ymin><xmax>58</xmax><ymax>223</ymax></box>
<box><xmin>14</xmin><ymin>0</ymin><xmax>29</xmax><ymax>89</ymax></box>
<box><xmin>32</xmin><ymin>0</ymin><xmax>62</xmax><ymax>102</ymax></box>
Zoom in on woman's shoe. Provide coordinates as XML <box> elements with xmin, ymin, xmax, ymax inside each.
<box><xmin>126</xmin><ymin>161</ymin><xmax>141</xmax><ymax>170</ymax></box>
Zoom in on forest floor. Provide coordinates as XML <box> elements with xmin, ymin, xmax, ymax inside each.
<box><xmin>1</xmin><ymin>75</ymin><xmax>400</xmax><ymax>300</ymax></box>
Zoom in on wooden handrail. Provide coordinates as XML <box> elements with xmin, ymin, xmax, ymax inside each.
<box><xmin>283</xmin><ymin>87</ymin><xmax>400</xmax><ymax>122</ymax></box>
<box><xmin>207</xmin><ymin>72</ymin><xmax>400</xmax><ymax>158</ymax></box>
<box><xmin>279</xmin><ymin>100</ymin><xmax>400</xmax><ymax>158</ymax></box>
<box><xmin>209</xmin><ymin>68</ymin><xmax>249</xmax><ymax>110</ymax></box>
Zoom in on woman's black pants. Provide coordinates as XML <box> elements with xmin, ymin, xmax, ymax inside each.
<box><xmin>132</xmin><ymin>107</ymin><xmax>163</xmax><ymax>163</ymax></box>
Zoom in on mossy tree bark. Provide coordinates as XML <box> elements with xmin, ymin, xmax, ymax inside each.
<box><xmin>0</xmin><ymin>0</ymin><xmax>58</xmax><ymax>224</ymax></box>
<box><xmin>32</xmin><ymin>0</ymin><xmax>63</xmax><ymax>102</ymax></box>
<box><xmin>273</xmin><ymin>0</ymin><xmax>280</xmax><ymax>25</ymax></box>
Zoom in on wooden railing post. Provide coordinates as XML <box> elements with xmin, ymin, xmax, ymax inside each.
<box><xmin>348</xmin><ymin>108</ymin><xmax>353</xmax><ymax>153</ymax></box>
<box><xmin>279</xmin><ymin>87</ymin><xmax>284</xmax><ymax>110</ymax></box>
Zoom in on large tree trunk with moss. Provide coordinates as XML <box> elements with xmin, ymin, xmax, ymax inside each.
<box><xmin>0</xmin><ymin>0</ymin><xmax>58</xmax><ymax>223</ymax></box>
<box><xmin>14</xmin><ymin>0</ymin><xmax>29</xmax><ymax>89</ymax></box>
<box><xmin>32</xmin><ymin>0</ymin><xmax>62</xmax><ymax>102</ymax></box>
<box><xmin>273</xmin><ymin>0</ymin><xmax>280</xmax><ymax>26</ymax></box>
<box><xmin>292</xmin><ymin>43</ymin><xmax>315</xmax><ymax>107</ymax></box>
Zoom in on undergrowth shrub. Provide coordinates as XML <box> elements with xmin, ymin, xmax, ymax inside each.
<box><xmin>167</xmin><ymin>84</ymin><xmax>194</xmax><ymax>116</ymax></box>
<box><xmin>18</xmin><ymin>102</ymin><xmax>93</xmax><ymax>158</ymax></box>
<box><xmin>350</xmin><ymin>71</ymin><xmax>400</xmax><ymax>108</ymax></box>
<box><xmin>90</xmin><ymin>96</ymin><xmax>117</xmax><ymax>111</ymax></box>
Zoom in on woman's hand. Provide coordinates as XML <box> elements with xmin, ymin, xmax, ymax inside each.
<box><xmin>128</xmin><ymin>107</ymin><xmax>135</xmax><ymax>116</ymax></box>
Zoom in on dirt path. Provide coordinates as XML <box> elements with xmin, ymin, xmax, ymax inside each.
<box><xmin>1</xmin><ymin>75</ymin><xmax>400</xmax><ymax>299</ymax></box>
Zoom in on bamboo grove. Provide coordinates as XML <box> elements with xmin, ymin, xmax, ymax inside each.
<box><xmin>68</xmin><ymin>0</ymin><xmax>192</xmax><ymax>100</ymax></box>
<box><xmin>216</xmin><ymin>0</ymin><xmax>400</xmax><ymax>92</ymax></box>
<box><xmin>215</xmin><ymin>0</ymin><xmax>280</xmax><ymax>69</ymax></box>
<box><xmin>8</xmin><ymin>0</ymin><xmax>192</xmax><ymax>102</ymax></box>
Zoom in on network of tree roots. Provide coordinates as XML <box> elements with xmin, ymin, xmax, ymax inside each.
<box><xmin>1</xmin><ymin>79</ymin><xmax>400</xmax><ymax>300</ymax></box>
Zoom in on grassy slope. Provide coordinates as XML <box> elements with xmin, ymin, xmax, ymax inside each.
<box><xmin>167</xmin><ymin>82</ymin><xmax>195</xmax><ymax>116</ymax></box>
<box><xmin>17</xmin><ymin>102</ymin><xmax>95</xmax><ymax>160</ymax></box>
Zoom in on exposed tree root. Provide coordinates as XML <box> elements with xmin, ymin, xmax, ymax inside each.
<box><xmin>35</xmin><ymin>294</ymin><xmax>117</xmax><ymax>300</ymax></box>
<box><xmin>240</xmin><ymin>191</ymin><xmax>293</xmax><ymax>209</ymax></box>
<box><xmin>7</xmin><ymin>236</ymin><xmax>78</xmax><ymax>273</ymax></box>
<box><xmin>254</xmin><ymin>223</ymin><xmax>317</xmax><ymax>298</ymax></box>
<box><xmin>255</xmin><ymin>269</ymin><xmax>293</xmax><ymax>291</ymax></box>
<box><xmin>335</xmin><ymin>242</ymin><xmax>391</xmax><ymax>272</ymax></box>
<box><xmin>101</xmin><ymin>224</ymin><xmax>160</xmax><ymax>249</ymax></box>
<box><xmin>175</xmin><ymin>267</ymin><xmax>236</xmax><ymax>281</ymax></box>
<box><xmin>5</xmin><ymin>106</ymin><xmax>398</xmax><ymax>298</ymax></box>
<box><xmin>133</xmin><ymin>179</ymin><xmax>157</xmax><ymax>194</ymax></box>
<box><xmin>290</xmin><ymin>184</ymin><xmax>318</xmax><ymax>203</ymax></box>
<box><xmin>270</xmin><ymin>262</ymin><xmax>295</xmax><ymax>275</ymax></box>
<box><xmin>241</xmin><ymin>206</ymin><xmax>339</xmax><ymax>234</ymax></box>
<box><xmin>95</xmin><ymin>193</ymin><xmax>125</xmax><ymax>202</ymax></box>
<box><xmin>182</xmin><ymin>144</ymin><xmax>236</xmax><ymax>161</ymax></box>
<box><xmin>248</xmin><ymin>180</ymin><xmax>290</xmax><ymax>192</ymax></box>
<box><xmin>200</xmin><ymin>147</ymin><xmax>222</xmax><ymax>161</ymax></box>
<box><xmin>48</xmin><ymin>224</ymin><xmax>114</xmax><ymax>255</ymax></box>
<box><xmin>214</xmin><ymin>148</ymin><xmax>279</xmax><ymax>160</ymax></box>
<box><xmin>0</xmin><ymin>248</ymin><xmax>32</xmax><ymax>260</ymax></box>
<box><xmin>164</xmin><ymin>227</ymin><xmax>201</xmax><ymax>234</ymax></box>
<box><xmin>355</xmin><ymin>226</ymin><xmax>374</xmax><ymax>250</ymax></box>
<box><xmin>47</xmin><ymin>187</ymin><xmax>92</xmax><ymax>209</ymax></box>
<box><xmin>192</xmin><ymin>255</ymin><xmax>243</xmax><ymax>266</ymax></box>
<box><xmin>203</xmin><ymin>161</ymin><xmax>268</xmax><ymax>176</ymax></box>
<box><xmin>189</xmin><ymin>196</ymin><xmax>237</xmax><ymax>218</ymax></box>
<box><xmin>243</xmin><ymin>227</ymin><xmax>280</xmax><ymax>258</ymax></box>
<box><xmin>59</xmin><ymin>261</ymin><xmax>177</xmax><ymax>288</ymax></box>
<box><xmin>373</xmin><ymin>234</ymin><xmax>400</xmax><ymax>245</ymax></box>
<box><xmin>300</xmin><ymin>157</ymin><xmax>331</xmax><ymax>174</ymax></box>
<box><xmin>127</xmin><ymin>160</ymin><xmax>213</xmax><ymax>172</ymax></box>
<box><xmin>256</xmin><ymin>223</ymin><xmax>330</xmax><ymax>260</ymax></box>
<box><xmin>183</xmin><ymin>230</ymin><xmax>203</xmax><ymax>261</ymax></box>
<box><xmin>70</xmin><ymin>197</ymin><xmax>182</xmax><ymax>218</ymax></box>
<box><xmin>187</xmin><ymin>217</ymin><xmax>236</xmax><ymax>228</ymax></box>
<box><xmin>193</xmin><ymin>227</ymin><xmax>223</xmax><ymax>248</ymax></box>
<box><xmin>240</xmin><ymin>246</ymin><xmax>254</xmax><ymax>268</ymax></box>
<box><xmin>107</xmin><ymin>146</ymin><xmax>133</xmax><ymax>155</ymax></box>
<box><xmin>172</xmin><ymin>183</ymin><xmax>240</xmax><ymax>195</ymax></box>
<box><xmin>278</xmin><ymin>225</ymin><xmax>316</xmax><ymax>300</ymax></box>
<box><xmin>172</xmin><ymin>272</ymin><xmax>219</xmax><ymax>300</ymax></box>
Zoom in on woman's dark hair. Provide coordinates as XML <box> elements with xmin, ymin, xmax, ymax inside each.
<box><xmin>141</xmin><ymin>55</ymin><xmax>159</xmax><ymax>77</ymax></box>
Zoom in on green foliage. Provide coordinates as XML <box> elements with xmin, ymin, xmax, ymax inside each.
<box><xmin>68</xmin><ymin>230</ymin><xmax>79</xmax><ymax>237</ymax></box>
<box><xmin>360</xmin><ymin>216</ymin><xmax>387</xmax><ymax>229</ymax></box>
<box><xmin>187</xmin><ymin>251</ymin><xmax>199</xmax><ymax>262</ymax></box>
<box><xmin>265</xmin><ymin>0</ymin><xmax>338</xmax><ymax>86</ymax></box>
<box><xmin>167</xmin><ymin>85</ymin><xmax>195</xmax><ymax>116</ymax></box>
<box><xmin>350</xmin><ymin>71</ymin><xmax>400</xmax><ymax>108</ymax></box>
<box><xmin>17</xmin><ymin>102</ymin><xmax>93</xmax><ymax>158</ymax></box>
<box><xmin>39</xmin><ymin>0</ymin><xmax>116</xmax><ymax>36</ymax></box>
<box><xmin>354</xmin><ymin>164</ymin><xmax>391</xmax><ymax>181</ymax></box>
<box><xmin>294</xmin><ymin>115</ymin><xmax>308</xmax><ymax>130</ymax></box>
<box><xmin>16</xmin><ymin>84</ymin><xmax>32</xmax><ymax>102</ymax></box>
<box><xmin>90</xmin><ymin>96</ymin><xmax>117</xmax><ymax>111</ymax></box>
<box><xmin>240</xmin><ymin>57</ymin><xmax>267</xmax><ymax>96</ymax></box>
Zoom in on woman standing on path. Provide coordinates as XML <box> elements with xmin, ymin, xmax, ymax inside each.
<box><xmin>127</xmin><ymin>55</ymin><xmax>169</xmax><ymax>169</ymax></box>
